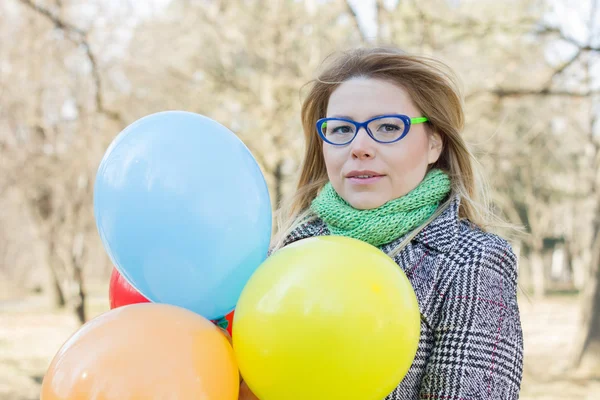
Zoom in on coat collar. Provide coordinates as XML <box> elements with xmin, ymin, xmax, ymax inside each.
<box><xmin>411</xmin><ymin>194</ymin><xmax>460</xmax><ymax>253</ymax></box>
<box><xmin>284</xmin><ymin>195</ymin><xmax>461</xmax><ymax>253</ymax></box>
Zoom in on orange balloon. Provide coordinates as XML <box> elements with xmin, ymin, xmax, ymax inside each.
<box><xmin>41</xmin><ymin>303</ymin><xmax>239</xmax><ymax>400</ymax></box>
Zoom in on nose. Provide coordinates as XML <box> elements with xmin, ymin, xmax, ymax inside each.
<box><xmin>350</xmin><ymin>127</ymin><xmax>376</xmax><ymax>160</ymax></box>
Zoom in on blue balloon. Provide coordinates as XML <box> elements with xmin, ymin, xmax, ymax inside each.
<box><xmin>94</xmin><ymin>111</ymin><xmax>272</xmax><ymax>320</ymax></box>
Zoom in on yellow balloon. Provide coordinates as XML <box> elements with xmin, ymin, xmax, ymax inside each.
<box><xmin>233</xmin><ymin>236</ymin><xmax>420</xmax><ymax>400</ymax></box>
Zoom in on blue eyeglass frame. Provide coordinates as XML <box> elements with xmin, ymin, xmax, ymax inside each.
<box><xmin>316</xmin><ymin>114</ymin><xmax>429</xmax><ymax>145</ymax></box>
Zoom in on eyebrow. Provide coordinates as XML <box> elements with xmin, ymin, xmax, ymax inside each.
<box><xmin>329</xmin><ymin>114</ymin><xmax>354</xmax><ymax>119</ymax></box>
<box><xmin>328</xmin><ymin>113</ymin><xmax>401</xmax><ymax>121</ymax></box>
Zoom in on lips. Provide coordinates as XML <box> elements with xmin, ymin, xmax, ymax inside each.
<box><xmin>345</xmin><ymin>170</ymin><xmax>385</xmax><ymax>179</ymax></box>
<box><xmin>352</xmin><ymin>174</ymin><xmax>380</xmax><ymax>179</ymax></box>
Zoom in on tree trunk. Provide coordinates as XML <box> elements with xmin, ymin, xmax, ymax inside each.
<box><xmin>71</xmin><ymin>232</ymin><xmax>87</xmax><ymax>324</ymax></box>
<box><xmin>72</xmin><ymin>261</ymin><xmax>86</xmax><ymax>324</ymax></box>
<box><xmin>47</xmin><ymin>238</ymin><xmax>66</xmax><ymax>308</ymax></box>
<box><xmin>563</xmin><ymin>241</ymin><xmax>574</xmax><ymax>286</ymax></box>
<box><xmin>572</xmin><ymin>228</ymin><xmax>600</xmax><ymax>369</ymax></box>
<box><xmin>572</xmin><ymin>248</ymin><xmax>591</xmax><ymax>291</ymax></box>
<box><xmin>530</xmin><ymin>245</ymin><xmax>546</xmax><ymax>298</ymax></box>
<box><xmin>49</xmin><ymin>262</ymin><xmax>66</xmax><ymax>307</ymax></box>
<box><xmin>273</xmin><ymin>159</ymin><xmax>284</xmax><ymax>208</ymax></box>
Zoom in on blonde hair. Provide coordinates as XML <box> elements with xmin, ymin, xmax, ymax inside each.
<box><xmin>271</xmin><ymin>47</ymin><xmax>511</xmax><ymax>255</ymax></box>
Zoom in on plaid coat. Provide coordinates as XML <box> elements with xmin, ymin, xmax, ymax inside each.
<box><xmin>280</xmin><ymin>195</ymin><xmax>524</xmax><ymax>399</ymax></box>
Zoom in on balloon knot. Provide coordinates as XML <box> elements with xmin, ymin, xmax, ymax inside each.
<box><xmin>214</xmin><ymin>317</ymin><xmax>229</xmax><ymax>330</ymax></box>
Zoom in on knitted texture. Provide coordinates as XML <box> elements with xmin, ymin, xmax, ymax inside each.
<box><xmin>310</xmin><ymin>169</ymin><xmax>451</xmax><ymax>247</ymax></box>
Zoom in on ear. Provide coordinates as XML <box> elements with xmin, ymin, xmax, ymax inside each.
<box><xmin>427</xmin><ymin>131</ymin><xmax>443</xmax><ymax>164</ymax></box>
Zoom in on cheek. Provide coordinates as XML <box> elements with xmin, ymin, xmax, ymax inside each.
<box><xmin>322</xmin><ymin>146</ymin><xmax>343</xmax><ymax>174</ymax></box>
<box><xmin>389</xmin><ymin>132</ymin><xmax>431</xmax><ymax>169</ymax></box>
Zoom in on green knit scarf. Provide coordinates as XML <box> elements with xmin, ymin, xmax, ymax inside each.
<box><xmin>310</xmin><ymin>169</ymin><xmax>451</xmax><ymax>247</ymax></box>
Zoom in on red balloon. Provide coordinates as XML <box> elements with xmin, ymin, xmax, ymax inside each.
<box><xmin>108</xmin><ymin>268</ymin><xmax>235</xmax><ymax>335</ymax></box>
<box><xmin>223</xmin><ymin>309</ymin><xmax>235</xmax><ymax>337</ymax></box>
<box><xmin>109</xmin><ymin>268</ymin><xmax>150</xmax><ymax>309</ymax></box>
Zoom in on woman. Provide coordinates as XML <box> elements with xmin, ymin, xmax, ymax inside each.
<box><xmin>238</xmin><ymin>46</ymin><xmax>523</xmax><ymax>399</ymax></box>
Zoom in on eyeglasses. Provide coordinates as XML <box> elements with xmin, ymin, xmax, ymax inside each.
<box><xmin>316</xmin><ymin>114</ymin><xmax>429</xmax><ymax>146</ymax></box>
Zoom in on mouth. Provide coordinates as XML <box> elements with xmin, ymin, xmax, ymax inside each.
<box><xmin>350</xmin><ymin>174</ymin><xmax>383</xmax><ymax>179</ymax></box>
<box><xmin>345</xmin><ymin>170</ymin><xmax>385</xmax><ymax>179</ymax></box>
<box><xmin>345</xmin><ymin>170</ymin><xmax>386</xmax><ymax>184</ymax></box>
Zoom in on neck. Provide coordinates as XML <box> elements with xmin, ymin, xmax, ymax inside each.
<box><xmin>310</xmin><ymin>169</ymin><xmax>451</xmax><ymax>247</ymax></box>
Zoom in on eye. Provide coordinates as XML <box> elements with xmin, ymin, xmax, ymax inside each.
<box><xmin>369</xmin><ymin>117</ymin><xmax>406</xmax><ymax>138</ymax></box>
<box><xmin>331</xmin><ymin>125</ymin><xmax>353</xmax><ymax>134</ymax></box>
<box><xmin>377</xmin><ymin>123</ymin><xmax>401</xmax><ymax>132</ymax></box>
<box><xmin>323</xmin><ymin>120</ymin><xmax>355</xmax><ymax>136</ymax></box>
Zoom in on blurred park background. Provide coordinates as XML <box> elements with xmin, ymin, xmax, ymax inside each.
<box><xmin>1</xmin><ymin>0</ymin><xmax>599</xmax><ymax>398</ymax></box>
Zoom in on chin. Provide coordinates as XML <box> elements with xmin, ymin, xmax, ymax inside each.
<box><xmin>346</xmin><ymin>195</ymin><xmax>388</xmax><ymax>210</ymax></box>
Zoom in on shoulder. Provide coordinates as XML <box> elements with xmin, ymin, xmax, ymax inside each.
<box><xmin>451</xmin><ymin>220</ymin><xmax>518</xmax><ymax>284</ymax></box>
<box><xmin>268</xmin><ymin>217</ymin><xmax>329</xmax><ymax>256</ymax></box>
<box><xmin>282</xmin><ymin>218</ymin><xmax>328</xmax><ymax>246</ymax></box>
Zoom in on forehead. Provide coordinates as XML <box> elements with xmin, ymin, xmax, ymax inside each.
<box><xmin>326</xmin><ymin>77</ymin><xmax>417</xmax><ymax>118</ymax></box>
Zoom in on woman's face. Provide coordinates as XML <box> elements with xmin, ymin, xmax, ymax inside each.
<box><xmin>322</xmin><ymin>77</ymin><xmax>443</xmax><ymax>210</ymax></box>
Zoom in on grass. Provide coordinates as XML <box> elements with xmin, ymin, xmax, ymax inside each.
<box><xmin>1</xmin><ymin>289</ymin><xmax>599</xmax><ymax>400</ymax></box>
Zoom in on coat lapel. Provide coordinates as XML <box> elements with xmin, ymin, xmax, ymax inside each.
<box><xmin>280</xmin><ymin>196</ymin><xmax>463</xmax><ymax>323</ymax></box>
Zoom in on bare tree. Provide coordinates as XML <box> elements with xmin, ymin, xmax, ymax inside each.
<box><xmin>569</xmin><ymin>0</ymin><xmax>600</xmax><ymax>369</ymax></box>
<box><xmin>0</xmin><ymin>0</ymin><xmax>128</xmax><ymax>323</ymax></box>
<box><xmin>119</xmin><ymin>0</ymin><xmax>362</xmax><ymax>207</ymax></box>
<box><xmin>468</xmin><ymin>0</ymin><xmax>600</xmax><ymax>367</ymax></box>
<box><xmin>1</xmin><ymin>1</ymin><xmax>598</xmax><ymax>353</ymax></box>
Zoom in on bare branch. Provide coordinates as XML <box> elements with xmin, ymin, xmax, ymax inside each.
<box><xmin>543</xmin><ymin>49</ymin><xmax>583</xmax><ymax>88</ymax></box>
<box><xmin>467</xmin><ymin>88</ymin><xmax>600</xmax><ymax>100</ymax></box>
<box><xmin>412</xmin><ymin>9</ymin><xmax>538</xmax><ymax>35</ymax></box>
<box><xmin>409</xmin><ymin>0</ymin><xmax>434</xmax><ymax>49</ymax></box>
<box><xmin>18</xmin><ymin>0</ymin><xmax>123</xmax><ymax>122</ymax></box>
<box><xmin>18</xmin><ymin>0</ymin><xmax>84</xmax><ymax>35</ymax></box>
<box><xmin>535</xmin><ymin>25</ymin><xmax>600</xmax><ymax>52</ymax></box>
<box><xmin>344</xmin><ymin>0</ymin><xmax>369</xmax><ymax>43</ymax></box>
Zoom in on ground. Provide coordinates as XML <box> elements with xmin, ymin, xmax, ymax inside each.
<box><xmin>0</xmin><ymin>289</ymin><xmax>599</xmax><ymax>399</ymax></box>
